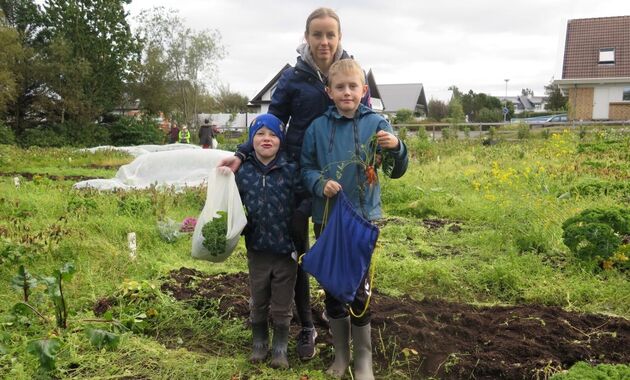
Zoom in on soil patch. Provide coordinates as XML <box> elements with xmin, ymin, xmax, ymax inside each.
<box><xmin>160</xmin><ymin>268</ymin><xmax>630</xmax><ymax>379</ymax></box>
<box><xmin>1</xmin><ymin>171</ymin><xmax>99</xmax><ymax>181</ymax></box>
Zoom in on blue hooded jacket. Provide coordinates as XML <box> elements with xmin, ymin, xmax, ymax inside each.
<box><xmin>236</xmin><ymin>151</ymin><xmax>306</xmax><ymax>255</ymax></box>
<box><xmin>300</xmin><ymin>104</ymin><xmax>408</xmax><ymax>224</ymax></box>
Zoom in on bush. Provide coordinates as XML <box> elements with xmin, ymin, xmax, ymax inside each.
<box><xmin>17</xmin><ymin>121</ymin><xmax>110</xmax><ymax>148</ymax></box>
<box><xmin>517</xmin><ymin>123</ymin><xmax>531</xmax><ymax>139</ymax></box>
<box><xmin>0</xmin><ymin>122</ymin><xmax>16</xmax><ymax>145</ymax></box>
<box><xmin>106</xmin><ymin>116</ymin><xmax>165</xmax><ymax>146</ymax></box>
<box><xmin>477</xmin><ymin>107</ymin><xmax>502</xmax><ymax>123</ymax></box>
<box><xmin>19</xmin><ymin>127</ymin><xmax>67</xmax><ymax>148</ymax></box>
<box><xmin>562</xmin><ymin>207</ymin><xmax>630</xmax><ymax>265</ymax></box>
<box><xmin>441</xmin><ymin>126</ymin><xmax>456</xmax><ymax>140</ymax></box>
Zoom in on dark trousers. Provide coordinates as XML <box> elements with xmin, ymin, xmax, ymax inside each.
<box><xmin>314</xmin><ymin>223</ymin><xmax>372</xmax><ymax>326</ymax></box>
<box><xmin>248</xmin><ymin>251</ymin><xmax>297</xmax><ymax>326</ymax></box>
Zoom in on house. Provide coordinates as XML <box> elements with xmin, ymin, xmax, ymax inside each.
<box><xmin>248</xmin><ymin>64</ymin><xmax>386</xmax><ymax>114</ymax></box>
<box><xmin>554</xmin><ymin>15</ymin><xmax>630</xmax><ymax>120</ymax></box>
<box><xmin>377</xmin><ymin>83</ymin><xmax>427</xmax><ymax>117</ymax></box>
<box><xmin>499</xmin><ymin>95</ymin><xmax>547</xmax><ymax>114</ymax></box>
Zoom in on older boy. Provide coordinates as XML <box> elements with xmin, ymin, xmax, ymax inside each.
<box><xmin>300</xmin><ymin>59</ymin><xmax>408</xmax><ymax>380</ymax></box>
<box><xmin>234</xmin><ymin>114</ymin><xmax>307</xmax><ymax>369</ymax></box>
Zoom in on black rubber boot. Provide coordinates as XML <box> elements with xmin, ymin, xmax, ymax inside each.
<box><xmin>249</xmin><ymin>321</ymin><xmax>269</xmax><ymax>363</ymax></box>
<box><xmin>326</xmin><ymin>316</ymin><xmax>351</xmax><ymax>378</ymax></box>
<box><xmin>269</xmin><ymin>324</ymin><xmax>290</xmax><ymax>369</ymax></box>
<box><xmin>352</xmin><ymin>323</ymin><xmax>375</xmax><ymax>380</ymax></box>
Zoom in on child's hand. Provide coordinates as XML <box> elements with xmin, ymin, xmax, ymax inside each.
<box><xmin>376</xmin><ymin>130</ymin><xmax>400</xmax><ymax>150</ymax></box>
<box><xmin>217</xmin><ymin>156</ymin><xmax>242</xmax><ymax>173</ymax></box>
<box><xmin>323</xmin><ymin>180</ymin><xmax>342</xmax><ymax>198</ymax></box>
<box><xmin>216</xmin><ymin>166</ymin><xmax>232</xmax><ymax>176</ymax></box>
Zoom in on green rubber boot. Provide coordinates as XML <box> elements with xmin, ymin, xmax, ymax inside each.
<box><xmin>326</xmin><ymin>316</ymin><xmax>351</xmax><ymax>378</ymax></box>
<box><xmin>352</xmin><ymin>323</ymin><xmax>375</xmax><ymax>380</ymax></box>
<box><xmin>269</xmin><ymin>324</ymin><xmax>290</xmax><ymax>369</ymax></box>
<box><xmin>249</xmin><ymin>321</ymin><xmax>269</xmax><ymax>363</ymax></box>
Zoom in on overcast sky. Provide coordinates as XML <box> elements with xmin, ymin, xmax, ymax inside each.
<box><xmin>125</xmin><ymin>0</ymin><xmax>630</xmax><ymax>102</ymax></box>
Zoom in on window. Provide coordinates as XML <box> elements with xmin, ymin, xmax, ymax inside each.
<box><xmin>599</xmin><ymin>48</ymin><xmax>615</xmax><ymax>64</ymax></box>
<box><xmin>623</xmin><ymin>87</ymin><xmax>630</xmax><ymax>101</ymax></box>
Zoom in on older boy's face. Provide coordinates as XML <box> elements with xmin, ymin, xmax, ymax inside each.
<box><xmin>253</xmin><ymin>126</ymin><xmax>280</xmax><ymax>163</ymax></box>
<box><xmin>326</xmin><ymin>71</ymin><xmax>368</xmax><ymax>118</ymax></box>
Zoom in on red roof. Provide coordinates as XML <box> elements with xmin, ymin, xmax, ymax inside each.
<box><xmin>562</xmin><ymin>15</ymin><xmax>630</xmax><ymax>79</ymax></box>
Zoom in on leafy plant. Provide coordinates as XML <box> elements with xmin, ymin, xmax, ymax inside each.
<box><xmin>27</xmin><ymin>338</ymin><xmax>61</xmax><ymax>371</ymax></box>
<box><xmin>562</xmin><ymin>207</ymin><xmax>630</xmax><ymax>265</ymax></box>
<box><xmin>11</xmin><ymin>265</ymin><xmax>38</xmax><ymax>302</ymax></box>
<box><xmin>85</xmin><ymin>328</ymin><xmax>120</xmax><ymax>350</ymax></box>
<box><xmin>201</xmin><ymin>211</ymin><xmax>227</xmax><ymax>256</ymax></box>
<box><xmin>42</xmin><ymin>263</ymin><xmax>76</xmax><ymax>329</ymax></box>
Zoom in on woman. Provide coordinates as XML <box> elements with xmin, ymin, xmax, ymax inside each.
<box><xmin>219</xmin><ymin>7</ymin><xmax>370</xmax><ymax>364</ymax></box>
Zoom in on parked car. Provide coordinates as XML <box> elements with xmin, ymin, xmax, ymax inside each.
<box><xmin>545</xmin><ymin>114</ymin><xmax>568</xmax><ymax>122</ymax></box>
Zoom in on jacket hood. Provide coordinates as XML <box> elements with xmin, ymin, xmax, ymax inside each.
<box><xmin>295</xmin><ymin>43</ymin><xmax>348</xmax><ymax>82</ymax></box>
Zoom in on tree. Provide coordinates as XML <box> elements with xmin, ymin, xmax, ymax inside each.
<box><xmin>521</xmin><ymin>88</ymin><xmax>534</xmax><ymax>97</ymax></box>
<box><xmin>393</xmin><ymin>109</ymin><xmax>414</xmax><ymax>124</ymax></box>
<box><xmin>214</xmin><ymin>84</ymin><xmax>249</xmax><ymax>113</ymax></box>
<box><xmin>0</xmin><ymin>0</ymin><xmax>45</xmax><ymax>134</ymax></box>
<box><xmin>448</xmin><ymin>96</ymin><xmax>465</xmax><ymax>123</ymax></box>
<box><xmin>545</xmin><ymin>80</ymin><xmax>567</xmax><ymax>111</ymax></box>
<box><xmin>427</xmin><ymin>98</ymin><xmax>448</xmax><ymax>121</ymax></box>
<box><xmin>134</xmin><ymin>7</ymin><xmax>225</xmax><ymax>126</ymax></box>
<box><xmin>459</xmin><ymin>90</ymin><xmax>503</xmax><ymax>122</ymax></box>
<box><xmin>0</xmin><ymin>13</ymin><xmax>24</xmax><ymax>115</ymax></box>
<box><xmin>38</xmin><ymin>0</ymin><xmax>140</xmax><ymax>123</ymax></box>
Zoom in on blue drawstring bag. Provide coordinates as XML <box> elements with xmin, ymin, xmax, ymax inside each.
<box><xmin>301</xmin><ymin>191</ymin><xmax>379</xmax><ymax>304</ymax></box>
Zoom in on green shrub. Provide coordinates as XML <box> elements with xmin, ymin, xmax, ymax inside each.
<box><xmin>106</xmin><ymin>116</ymin><xmax>165</xmax><ymax>146</ymax></box>
<box><xmin>0</xmin><ymin>122</ymin><xmax>16</xmax><ymax>145</ymax></box>
<box><xmin>517</xmin><ymin>123</ymin><xmax>531</xmax><ymax>139</ymax></box>
<box><xmin>17</xmin><ymin>121</ymin><xmax>110</xmax><ymax>148</ymax></box>
<box><xmin>441</xmin><ymin>126</ymin><xmax>456</xmax><ymax>140</ymax></box>
<box><xmin>562</xmin><ymin>207</ymin><xmax>630</xmax><ymax>264</ymax></box>
<box><xmin>19</xmin><ymin>127</ymin><xmax>67</xmax><ymax>147</ymax></box>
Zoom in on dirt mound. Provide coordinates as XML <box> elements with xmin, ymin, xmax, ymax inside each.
<box><xmin>160</xmin><ymin>268</ymin><xmax>630</xmax><ymax>379</ymax></box>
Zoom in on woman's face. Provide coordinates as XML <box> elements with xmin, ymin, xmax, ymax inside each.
<box><xmin>305</xmin><ymin>16</ymin><xmax>341</xmax><ymax>69</ymax></box>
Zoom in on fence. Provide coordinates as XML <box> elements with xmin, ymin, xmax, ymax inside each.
<box><xmin>393</xmin><ymin>120</ymin><xmax>630</xmax><ymax>141</ymax></box>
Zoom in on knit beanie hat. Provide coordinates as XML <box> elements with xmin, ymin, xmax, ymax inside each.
<box><xmin>248</xmin><ymin>114</ymin><xmax>285</xmax><ymax>144</ymax></box>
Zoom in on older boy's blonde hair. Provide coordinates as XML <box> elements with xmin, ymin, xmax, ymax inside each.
<box><xmin>327</xmin><ymin>59</ymin><xmax>365</xmax><ymax>86</ymax></box>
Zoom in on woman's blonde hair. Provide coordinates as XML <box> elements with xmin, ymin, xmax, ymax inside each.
<box><xmin>304</xmin><ymin>7</ymin><xmax>341</xmax><ymax>36</ymax></box>
<box><xmin>327</xmin><ymin>59</ymin><xmax>365</xmax><ymax>86</ymax></box>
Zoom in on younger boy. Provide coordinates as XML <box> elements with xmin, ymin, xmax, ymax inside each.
<box><xmin>300</xmin><ymin>59</ymin><xmax>408</xmax><ymax>380</ymax></box>
<box><xmin>233</xmin><ymin>113</ymin><xmax>306</xmax><ymax>369</ymax></box>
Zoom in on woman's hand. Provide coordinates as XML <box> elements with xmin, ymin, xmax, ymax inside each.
<box><xmin>217</xmin><ymin>156</ymin><xmax>243</xmax><ymax>173</ymax></box>
<box><xmin>376</xmin><ymin>130</ymin><xmax>400</xmax><ymax>150</ymax></box>
<box><xmin>323</xmin><ymin>180</ymin><xmax>342</xmax><ymax>198</ymax></box>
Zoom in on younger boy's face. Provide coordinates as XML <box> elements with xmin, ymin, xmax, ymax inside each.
<box><xmin>252</xmin><ymin>126</ymin><xmax>280</xmax><ymax>163</ymax></box>
<box><xmin>326</xmin><ymin>71</ymin><xmax>368</xmax><ymax>118</ymax></box>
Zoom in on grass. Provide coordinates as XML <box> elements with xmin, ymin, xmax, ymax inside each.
<box><xmin>0</xmin><ymin>127</ymin><xmax>628</xmax><ymax>378</ymax></box>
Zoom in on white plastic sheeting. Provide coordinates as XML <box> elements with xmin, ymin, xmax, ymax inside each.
<box><xmin>73</xmin><ymin>148</ymin><xmax>233</xmax><ymax>191</ymax></box>
<box><xmin>81</xmin><ymin>143</ymin><xmax>202</xmax><ymax>157</ymax></box>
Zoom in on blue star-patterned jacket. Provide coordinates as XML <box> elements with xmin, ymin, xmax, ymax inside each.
<box><xmin>235</xmin><ymin>151</ymin><xmax>307</xmax><ymax>256</ymax></box>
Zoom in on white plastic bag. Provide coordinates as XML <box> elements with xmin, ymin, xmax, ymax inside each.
<box><xmin>211</xmin><ymin>138</ymin><xmax>218</xmax><ymax>149</ymax></box>
<box><xmin>192</xmin><ymin>168</ymin><xmax>247</xmax><ymax>262</ymax></box>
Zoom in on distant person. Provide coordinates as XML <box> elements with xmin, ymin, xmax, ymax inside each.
<box><xmin>198</xmin><ymin>119</ymin><xmax>218</xmax><ymax>149</ymax></box>
<box><xmin>231</xmin><ymin>114</ymin><xmax>308</xmax><ymax>369</ymax></box>
<box><xmin>168</xmin><ymin>122</ymin><xmax>179</xmax><ymax>144</ymax></box>
<box><xmin>301</xmin><ymin>59</ymin><xmax>408</xmax><ymax>380</ymax></box>
<box><xmin>217</xmin><ymin>7</ymin><xmax>371</xmax><ymax>361</ymax></box>
<box><xmin>178</xmin><ymin>125</ymin><xmax>191</xmax><ymax>144</ymax></box>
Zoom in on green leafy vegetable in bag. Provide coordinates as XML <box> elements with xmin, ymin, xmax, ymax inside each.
<box><xmin>201</xmin><ymin>211</ymin><xmax>227</xmax><ymax>256</ymax></box>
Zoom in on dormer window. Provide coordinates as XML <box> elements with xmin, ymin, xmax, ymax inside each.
<box><xmin>599</xmin><ymin>48</ymin><xmax>615</xmax><ymax>64</ymax></box>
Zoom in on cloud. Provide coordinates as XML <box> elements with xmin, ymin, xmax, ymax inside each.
<box><xmin>126</xmin><ymin>0</ymin><xmax>630</xmax><ymax>101</ymax></box>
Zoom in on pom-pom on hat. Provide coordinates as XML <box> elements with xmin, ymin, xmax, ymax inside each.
<box><xmin>248</xmin><ymin>114</ymin><xmax>285</xmax><ymax>145</ymax></box>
